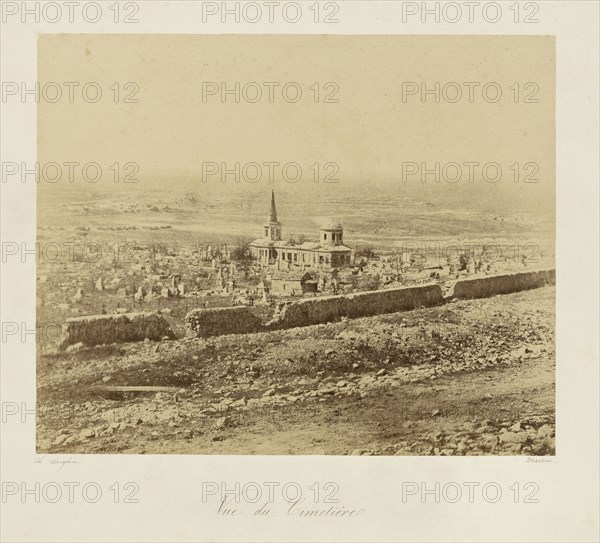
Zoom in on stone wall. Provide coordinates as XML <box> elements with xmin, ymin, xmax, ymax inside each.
<box><xmin>66</xmin><ymin>270</ymin><xmax>553</xmax><ymax>343</ymax></box>
<box><xmin>58</xmin><ymin>312</ymin><xmax>175</xmax><ymax>349</ymax></box>
<box><xmin>184</xmin><ymin>283</ymin><xmax>444</xmax><ymax>337</ymax></box>
<box><xmin>267</xmin><ymin>284</ymin><xmax>444</xmax><ymax>330</ymax></box>
<box><xmin>185</xmin><ymin>306</ymin><xmax>263</xmax><ymax>338</ymax></box>
<box><xmin>451</xmin><ymin>269</ymin><xmax>555</xmax><ymax>300</ymax></box>
<box><xmin>184</xmin><ymin>270</ymin><xmax>556</xmax><ymax>338</ymax></box>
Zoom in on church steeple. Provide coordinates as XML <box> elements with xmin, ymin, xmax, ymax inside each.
<box><xmin>269</xmin><ymin>189</ymin><xmax>278</xmax><ymax>222</ymax></box>
<box><xmin>263</xmin><ymin>190</ymin><xmax>282</xmax><ymax>241</ymax></box>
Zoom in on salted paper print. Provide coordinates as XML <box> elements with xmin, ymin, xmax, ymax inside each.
<box><xmin>34</xmin><ymin>34</ymin><xmax>555</xmax><ymax>456</ymax></box>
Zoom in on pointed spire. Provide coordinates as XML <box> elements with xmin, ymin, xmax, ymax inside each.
<box><xmin>269</xmin><ymin>189</ymin><xmax>278</xmax><ymax>223</ymax></box>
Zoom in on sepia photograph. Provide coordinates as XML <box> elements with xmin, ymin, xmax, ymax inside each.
<box><xmin>2</xmin><ymin>2</ymin><xmax>599</xmax><ymax>542</ymax></box>
<box><xmin>34</xmin><ymin>34</ymin><xmax>556</xmax><ymax>456</ymax></box>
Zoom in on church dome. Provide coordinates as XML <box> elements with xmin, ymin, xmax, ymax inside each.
<box><xmin>320</xmin><ymin>219</ymin><xmax>343</xmax><ymax>230</ymax></box>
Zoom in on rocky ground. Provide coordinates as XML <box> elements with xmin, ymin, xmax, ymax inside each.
<box><xmin>37</xmin><ymin>286</ymin><xmax>555</xmax><ymax>456</ymax></box>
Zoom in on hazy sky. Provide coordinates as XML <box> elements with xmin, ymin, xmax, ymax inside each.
<box><xmin>38</xmin><ymin>34</ymin><xmax>555</xmax><ymax>211</ymax></box>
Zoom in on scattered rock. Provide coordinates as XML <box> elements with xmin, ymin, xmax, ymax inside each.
<box><xmin>215</xmin><ymin>416</ymin><xmax>232</xmax><ymax>429</ymax></box>
<box><xmin>502</xmin><ymin>443</ymin><xmax>523</xmax><ymax>454</ymax></box>
<box><xmin>79</xmin><ymin>428</ymin><xmax>95</xmax><ymax>439</ymax></box>
<box><xmin>499</xmin><ymin>431</ymin><xmax>529</xmax><ymax>444</ymax></box>
<box><xmin>52</xmin><ymin>434</ymin><xmax>69</xmax><ymax>446</ymax></box>
<box><xmin>320</xmin><ymin>387</ymin><xmax>337</xmax><ymax>395</ymax></box>
<box><xmin>482</xmin><ymin>435</ymin><xmax>499</xmax><ymax>450</ymax></box>
<box><xmin>531</xmin><ymin>437</ymin><xmax>555</xmax><ymax>455</ymax></box>
<box><xmin>66</xmin><ymin>342</ymin><xmax>84</xmax><ymax>353</ymax></box>
<box><xmin>537</xmin><ymin>424</ymin><xmax>554</xmax><ymax>437</ymax></box>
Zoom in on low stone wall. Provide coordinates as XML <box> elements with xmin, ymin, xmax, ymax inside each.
<box><xmin>185</xmin><ymin>307</ymin><xmax>263</xmax><ymax>338</ymax></box>
<box><xmin>452</xmin><ymin>269</ymin><xmax>556</xmax><ymax>300</ymax></box>
<box><xmin>184</xmin><ymin>284</ymin><xmax>444</xmax><ymax>337</ymax></box>
<box><xmin>180</xmin><ymin>269</ymin><xmax>556</xmax><ymax>339</ymax></box>
<box><xmin>58</xmin><ymin>312</ymin><xmax>175</xmax><ymax>350</ymax></box>
<box><xmin>268</xmin><ymin>284</ymin><xmax>444</xmax><ymax>330</ymax></box>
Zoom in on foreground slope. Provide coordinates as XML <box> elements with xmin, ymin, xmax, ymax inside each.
<box><xmin>37</xmin><ymin>286</ymin><xmax>555</xmax><ymax>455</ymax></box>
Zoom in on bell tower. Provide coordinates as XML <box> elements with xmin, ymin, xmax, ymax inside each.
<box><xmin>263</xmin><ymin>190</ymin><xmax>282</xmax><ymax>241</ymax></box>
<box><xmin>320</xmin><ymin>220</ymin><xmax>344</xmax><ymax>245</ymax></box>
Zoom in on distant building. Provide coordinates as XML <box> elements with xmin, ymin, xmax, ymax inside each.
<box><xmin>270</xmin><ymin>270</ymin><xmax>318</xmax><ymax>296</ymax></box>
<box><xmin>249</xmin><ymin>191</ymin><xmax>352</xmax><ymax>269</ymax></box>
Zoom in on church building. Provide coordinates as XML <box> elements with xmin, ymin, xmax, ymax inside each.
<box><xmin>249</xmin><ymin>191</ymin><xmax>352</xmax><ymax>269</ymax></box>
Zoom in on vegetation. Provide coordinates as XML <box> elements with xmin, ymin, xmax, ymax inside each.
<box><xmin>355</xmin><ymin>245</ymin><xmax>378</xmax><ymax>259</ymax></box>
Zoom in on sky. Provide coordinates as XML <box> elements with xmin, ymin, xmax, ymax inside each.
<box><xmin>37</xmin><ymin>34</ymin><xmax>555</xmax><ymax>213</ymax></box>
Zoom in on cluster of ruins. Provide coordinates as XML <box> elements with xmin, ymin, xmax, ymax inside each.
<box><xmin>36</xmin><ymin>190</ymin><xmax>551</xmax><ymax>349</ymax></box>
